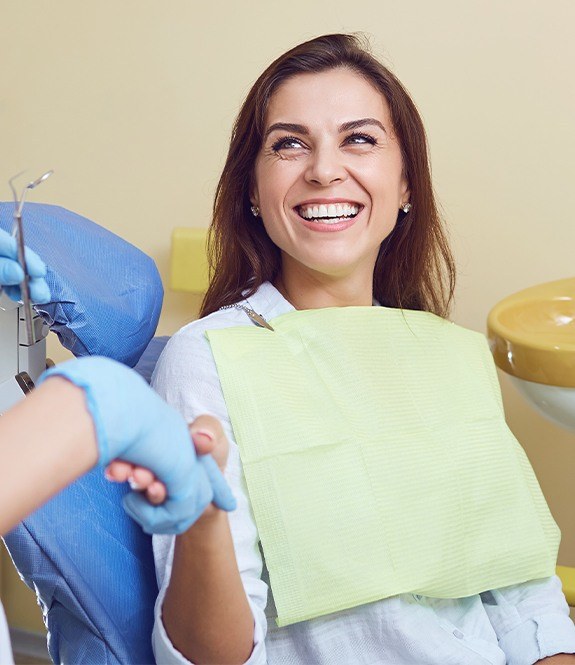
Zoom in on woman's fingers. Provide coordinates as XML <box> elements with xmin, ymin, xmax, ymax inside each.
<box><xmin>106</xmin><ymin>462</ymin><xmax>155</xmax><ymax>489</ymax></box>
<box><xmin>144</xmin><ymin>480</ymin><xmax>167</xmax><ymax>505</ymax></box>
<box><xmin>105</xmin><ymin>460</ymin><xmax>135</xmax><ymax>482</ymax></box>
<box><xmin>189</xmin><ymin>425</ymin><xmax>215</xmax><ymax>456</ymax></box>
<box><xmin>106</xmin><ymin>416</ymin><xmax>228</xmax><ymax>514</ymax></box>
<box><xmin>106</xmin><ymin>460</ymin><xmax>167</xmax><ymax>504</ymax></box>
<box><xmin>130</xmin><ymin>466</ymin><xmax>155</xmax><ymax>489</ymax></box>
<box><xmin>189</xmin><ymin>414</ymin><xmax>229</xmax><ymax>470</ymax></box>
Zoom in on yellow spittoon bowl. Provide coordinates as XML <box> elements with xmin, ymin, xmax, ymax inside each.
<box><xmin>487</xmin><ymin>277</ymin><xmax>575</xmax><ymax>431</ymax></box>
<box><xmin>488</xmin><ymin>278</ymin><xmax>575</xmax><ymax>607</ymax></box>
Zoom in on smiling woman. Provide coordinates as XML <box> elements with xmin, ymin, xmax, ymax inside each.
<box><xmin>252</xmin><ymin>68</ymin><xmax>409</xmax><ymax>305</ymax></box>
<box><xmin>202</xmin><ymin>33</ymin><xmax>455</xmax><ymax>317</ymax></box>
<box><xmin>150</xmin><ymin>33</ymin><xmax>575</xmax><ymax>665</ymax></box>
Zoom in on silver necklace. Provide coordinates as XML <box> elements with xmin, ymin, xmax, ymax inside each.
<box><xmin>218</xmin><ymin>303</ymin><xmax>274</xmax><ymax>331</ymax></box>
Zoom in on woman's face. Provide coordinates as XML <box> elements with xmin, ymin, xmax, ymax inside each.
<box><xmin>252</xmin><ymin>67</ymin><xmax>409</xmax><ymax>287</ymax></box>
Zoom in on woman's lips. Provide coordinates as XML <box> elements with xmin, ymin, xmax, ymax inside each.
<box><xmin>296</xmin><ymin>205</ymin><xmax>363</xmax><ymax>233</ymax></box>
<box><xmin>295</xmin><ymin>202</ymin><xmax>363</xmax><ymax>225</ymax></box>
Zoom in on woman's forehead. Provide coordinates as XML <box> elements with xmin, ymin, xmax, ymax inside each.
<box><xmin>264</xmin><ymin>69</ymin><xmax>391</xmax><ymax>129</ymax></box>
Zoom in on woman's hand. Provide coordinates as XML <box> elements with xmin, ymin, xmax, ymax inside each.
<box><xmin>106</xmin><ymin>414</ymin><xmax>230</xmax><ymax>512</ymax></box>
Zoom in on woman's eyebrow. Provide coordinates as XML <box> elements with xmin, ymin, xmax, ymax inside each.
<box><xmin>263</xmin><ymin>118</ymin><xmax>386</xmax><ymax>141</ymax></box>
<box><xmin>264</xmin><ymin>122</ymin><xmax>309</xmax><ymax>141</ymax></box>
<box><xmin>339</xmin><ymin>118</ymin><xmax>386</xmax><ymax>133</ymax></box>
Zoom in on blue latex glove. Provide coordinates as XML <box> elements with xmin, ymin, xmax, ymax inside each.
<box><xmin>0</xmin><ymin>228</ymin><xmax>51</xmax><ymax>303</ymax></box>
<box><xmin>39</xmin><ymin>356</ymin><xmax>236</xmax><ymax>534</ymax></box>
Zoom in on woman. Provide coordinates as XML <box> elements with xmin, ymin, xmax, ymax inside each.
<box><xmin>151</xmin><ymin>34</ymin><xmax>575</xmax><ymax>664</ymax></box>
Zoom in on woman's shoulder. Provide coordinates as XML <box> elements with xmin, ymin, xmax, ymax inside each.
<box><xmin>152</xmin><ymin>308</ymin><xmax>246</xmax><ymax>384</ymax></box>
<box><xmin>170</xmin><ymin>306</ymin><xmax>249</xmax><ymax>347</ymax></box>
<box><xmin>167</xmin><ymin>282</ymin><xmax>290</xmax><ymax>348</ymax></box>
<box><xmin>152</xmin><ymin>282</ymin><xmax>291</xmax><ymax>383</ymax></box>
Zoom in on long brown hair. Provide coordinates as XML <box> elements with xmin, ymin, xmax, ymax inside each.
<box><xmin>200</xmin><ymin>33</ymin><xmax>455</xmax><ymax>318</ymax></box>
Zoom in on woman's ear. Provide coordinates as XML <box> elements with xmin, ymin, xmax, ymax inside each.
<box><xmin>400</xmin><ymin>177</ymin><xmax>410</xmax><ymax>207</ymax></box>
<box><xmin>249</xmin><ymin>183</ymin><xmax>261</xmax><ymax>217</ymax></box>
<box><xmin>250</xmin><ymin>183</ymin><xmax>259</xmax><ymax>209</ymax></box>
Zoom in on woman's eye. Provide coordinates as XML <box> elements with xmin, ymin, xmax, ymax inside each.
<box><xmin>345</xmin><ymin>133</ymin><xmax>377</xmax><ymax>146</ymax></box>
<box><xmin>271</xmin><ymin>136</ymin><xmax>306</xmax><ymax>152</ymax></box>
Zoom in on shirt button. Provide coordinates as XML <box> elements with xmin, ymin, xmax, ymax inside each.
<box><xmin>453</xmin><ymin>630</ymin><xmax>464</xmax><ymax>640</ymax></box>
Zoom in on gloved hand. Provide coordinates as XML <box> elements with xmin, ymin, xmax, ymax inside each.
<box><xmin>0</xmin><ymin>228</ymin><xmax>51</xmax><ymax>303</ymax></box>
<box><xmin>39</xmin><ymin>356</ymin><xmax>236</xmax><ymax>534</ymax></box>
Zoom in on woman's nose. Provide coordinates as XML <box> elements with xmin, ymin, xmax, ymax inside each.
<box><xmin>304</xmin><ymin>145</ymin><xmax>347</xmax><ymax>186</ymax></box>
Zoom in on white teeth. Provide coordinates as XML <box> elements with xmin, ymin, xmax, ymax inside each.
<box><xmin>299</xmin><ymin>203</ymin><xmax>360</xmax><ymax>221</ymax></box>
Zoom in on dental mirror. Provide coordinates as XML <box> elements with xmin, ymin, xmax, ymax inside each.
<box><xmin>6</xmin><ymin>169</ymin><xmax>54</xmax><ymax>344</ymax></box>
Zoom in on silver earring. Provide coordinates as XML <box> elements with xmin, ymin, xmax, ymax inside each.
<box><xmin>401</xmin><ymin>203</ymin><xmax>412</xmax><ymax>213</ymax></box>
<box><xmin>251</xmin><ymin>205</ymin><xmax>260</xmax><ymax>217</ymax></box>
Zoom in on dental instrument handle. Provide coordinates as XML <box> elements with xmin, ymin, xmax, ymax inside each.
<box><xmin>13</xmin><ymin>210</ymin><xmax>36</xmax><ymax>345</ymax></box>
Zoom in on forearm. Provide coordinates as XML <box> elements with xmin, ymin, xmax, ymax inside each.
<box><xmin>163</xmin><ymin>509</ymin><xmax>255</xmax><ymax>665</ymax></box>
<box><xmin>536</xmin><ymin>656</ymin><xmax>575</xmax><ymax>663</ymax></box>
<box><xmin>0</xmin><ymin>377</ymin><xmax>97</xmax><ymax>534</ymax></box>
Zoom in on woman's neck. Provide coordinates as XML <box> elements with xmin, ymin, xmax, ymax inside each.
<box><xmin>274</xmin><ymin>269</ymin><xmax>374</xmax><ymax>310</ymax></box>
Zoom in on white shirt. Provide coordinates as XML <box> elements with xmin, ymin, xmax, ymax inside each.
<box><xmin>151</xmin><ymin>282</ymin><xmax>575</xmax><ymax>665</ymax></box>
<box><xmin>0</xmin><ymin>602</ymin><xmax>14</xmax><ymax>665</ymax></box>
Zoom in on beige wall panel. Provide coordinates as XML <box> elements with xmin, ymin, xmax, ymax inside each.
<box><xmin>1</xmin><ymin>0</ymin><xmax>574</xmax><ymax>624</ymax></box>
<box><xmin>1</xmin><ymin>546</ymin><xmax>44</xmax><ymax>632</ymax></box>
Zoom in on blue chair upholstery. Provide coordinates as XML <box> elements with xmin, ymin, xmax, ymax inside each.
<box><xmin>2</xmin><ymin>336</ymin><xmax>170</xmax><ymax>664</ymax></box>
<box><xmin>0</xmin><ymin>202</ymin><xmax>163</xmax><ymax>367</ymax></box>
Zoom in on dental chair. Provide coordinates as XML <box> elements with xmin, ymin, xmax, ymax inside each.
<box><xmin>0</xmin><ymin>203</ymin><xmax>166</xmax><ymax>664</ymax></box>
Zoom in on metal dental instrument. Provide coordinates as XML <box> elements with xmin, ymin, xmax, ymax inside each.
<box><xmin>8</xmin><ymin>170</ymin><xmax>54</xmax><ymax>345</ymax></box>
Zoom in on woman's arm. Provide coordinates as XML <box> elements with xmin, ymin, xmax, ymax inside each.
<box><xmin>151</xmin><ymin>327</ymin><xmax>269</xmax><ymax>665</ymax></box>
<box><xmin>152</xmin><ymin>438</ymin><xmax>268</xmax><ymax>665</ymax></box>
<box><xmin>164</xmin><ymin>508</ymin><xmax>255</xmax><ymax>664</ymax></box>
<box><xmin>160</xmin><ymin>417</ymin><xmax>255</xmax><ymax>664</ymax></box>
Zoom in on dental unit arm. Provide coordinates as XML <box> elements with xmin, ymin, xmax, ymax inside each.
<box><xmin>0</xmin><ymin>202</ymin><xmax>164</xmax><ymax>416</ymax></box>
<box><xmin>0</xmin><ymin>290</ymin><xmax>49</xmax><ymax>414</ymax></box>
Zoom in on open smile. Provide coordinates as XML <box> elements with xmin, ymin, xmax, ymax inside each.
<box><xmin>295</xmin><ymin>201</ymin><xmax>363</xmax><ymax>225</ymax></box>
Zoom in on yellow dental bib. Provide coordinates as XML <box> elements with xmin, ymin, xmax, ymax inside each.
<box><xmin>206</xmin><ymin>307</ymin><xmax>559</xmax><ymax>626</ymax></box>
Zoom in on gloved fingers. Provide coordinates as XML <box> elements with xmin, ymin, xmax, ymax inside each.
<box><xmin>122</xmin><ymin>476</ymin><xmax>213</xmax><ymax>535</ymax></box>
<box><xmin>199</xmin><ymin>454</ymin><xmax>237</xmax><ymax>512</ymax></box>
<box><xmin>0</xmin><ymin>232</ymin><xmax>48</xmax><ymax>278</ymax></box>
<box><xmin>23</xmin><ymin>246</ymin><xmax>48</xmax><ymax>278</ymax></box>
<box><xmin>2</xmin><ymin>285</ymin><xmax>23</xmax><ymax>302</ymax></box>
<box><xmin>2</xmin><ymin>278</ymin><xmax>51</xmax><ymax>304</ymax></box>
<box><xmin>28</xmin><ymin>277</ymin><xmax>51</xmax><ymax>304</ymax></box>
<box><xmin>0</xmin><ymin>257</ymin><xmax>24</xmax><ymax>285</ymax></box>
<box><xmin>0</xmin><ymin>241</ymin><xmax>49</xmax><ymax>304</ymax></box>
<box><xmin>0</xmin><ymin>230</ymin><xmax>16</xmax><ymax>259</ymax></box>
